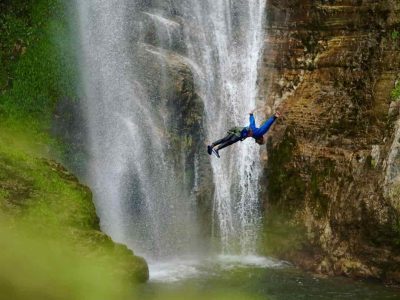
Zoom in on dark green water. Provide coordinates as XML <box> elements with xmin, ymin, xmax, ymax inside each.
<box><xmin>138</xmin><ymin>256</ymin><xmax>400</xmax><ymax>300</ymax></box>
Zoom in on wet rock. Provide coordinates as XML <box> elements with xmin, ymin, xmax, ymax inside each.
<box><xmin>261</xmin><ymin>0</ymin><xmax>400</xmax><ymax>283</ymax></box>
<box><xmin>135</xmin><ymin>43</ymin><xmax>214</xmax><ymax>240</ymax></box>
<box><xmin>52</xmin><ymin>96</ymin><xmax>88</xmax><ymax>178</ymax></box>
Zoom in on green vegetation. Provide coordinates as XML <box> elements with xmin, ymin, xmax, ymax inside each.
<box><xmin>0</xmin><ymin>129</ymin><xmax>95</xmax><ymax>230</ymax></box>
<box><xmin>0</xmin><ymin>0</ymin><xmax>80</xmax><ymax>175</ymax></box>
<box><xmin>0</xmin><ymin>222</ymin><xmax>133</xmax><ymax>300</ymax></box>
<box><xmin>263</xmin><ymin>129</ymin><xmax>308</xmax><ymax>257</ymax></box>
<box><xmin>391</xmin><ymin>81</ymin><xmax>400</xmax><ymax>101</ymax></box>
<box><xmin>267</xmin><ymin>130</ymin><xmax>306</xmax><ymax>214</ymax></box>
<box><xmin>262</xmin><ymin>208</ymin><xmax>307</xmax><ymax>257</ymax></box>
<box><xmin>392</xmin><ymin>29</ymin><xmax>400</xmax><ymax>40</ymax></box>
<box><xmin>264</xmin><ymin>129</ymin><xmax>335</xmax><ymax>256</ymax></box>
<box><xmin>0</xmin><ymin>0</ymin><xmax>149</xmax><ymax>297</ymax></box>
<box><xmin>0</xmin><ymin>0</ymin><xmax>78</xmax><ymax>122</ymax></box>
<box><xmin>0</xmin><ymin>0</ymin><xmax>79</xmax><ymax>167</ymax></box>
<box><xmin>0</xmin><ymin>124</ymin><xmax>148</xmax><ymax>299</ymax></box>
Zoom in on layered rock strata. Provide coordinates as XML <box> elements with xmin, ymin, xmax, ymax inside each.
<box><xmin>261</xmin><ymin>0</ymin><xmax>400</xmax><ymax>283</ymax></box>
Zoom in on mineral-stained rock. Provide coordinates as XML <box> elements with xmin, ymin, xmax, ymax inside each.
<box><xmin>261</xmin><ymin>0</ymin><xmax>400</xmax><ymax>283</ymax></box>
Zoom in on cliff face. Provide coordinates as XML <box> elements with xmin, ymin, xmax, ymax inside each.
<box><xmin>261</xmin><ymin>0</ymin><xmax>400</xmax><ymax>283</ymax></box>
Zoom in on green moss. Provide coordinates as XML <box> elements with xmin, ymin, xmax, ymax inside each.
<box><xmin>308</xmin><ymin>160</ymin><xmax>335</xmax><ymax>219</ymax></box>
<box><xmin>0</xmin><ymin>0</ymin><xmax>79</xmax><ymax>123</ymax></box>
<box><xmin>265</xmin><ymin>130</ymin><xmax>336</xmax><ymax>256</ymax></box>
<box><xmin>267</xmin><ymin>130</ymin><xmax>306</xmax><ymax>215</ymax></box>
<box><xmin>262</xmin><ymin>208</ymin><xmax>307</xmax><ymax>257</ymax></box>
<box><xmin>391</xmin><ymin>81</ymin><xmax>400</xmax><ymax>101</ymax></box>
<box><xmin>390</xmin><ymin>219</ymin><xmax>400</xmax><ymax>247</ymax></box>
<box><xmin>391</xmin><ymin>30</ymin><xmax>400</xmax><ymax>40</ymax></box>
<box><xmin>0</xmin><ymin>0</ymin><xmax>149</xmax><ymax>290</ymax></box>
<box><xmin>0</xmin><ymin>222</ymin><xmax>135</xmax><ymax>300</ymax></box>
<box><xmin>0</xmin><ymin>130</ymin><xmax>86</xmax><ymax>225</ymax></box>
<box><xmin>263</xmin><ymin>130</ymin><xmax>308</xmax><ymax>255</ymax></box>
<box><xmin>310</xmin><ymin>172</ymin><xmax>329</xmax><ymax>219</ymax></box>
<box><xmin>0</xmin><ymin>141</ymin><xmax>94</xmax><ymax>230</ymax></box>
<box><xmin>0</xmin><ymin>126</ymin><xmax>149</xmax><ymax>283</ymax></box>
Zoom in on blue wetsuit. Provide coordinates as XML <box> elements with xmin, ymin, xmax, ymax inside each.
<box><xmin>211</xmin><ymin>114</ymin><xmax>277</xmax><ymax>152</ymax></box>
<box><xmin>247</xmin><ymin>113</ymin><xmax>277</xmax><ymax>139</ymax></box>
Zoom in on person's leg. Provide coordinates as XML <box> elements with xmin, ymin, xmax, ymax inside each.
<box><xmin>208</xmin><ymin>134</ymin><xmax>235</xmax><ymax>155</ymax></box>
<box><xmin>216</xmin><ymin>135</ymin><xmax>241</xmax><ymax>151</ymax></box>
<box><xmin>212</xmin><ymin>134</ymin><xmax>235</xmax><ymax>147</ymax></box>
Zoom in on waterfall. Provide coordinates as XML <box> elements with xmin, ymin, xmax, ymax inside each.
<box><xmin>178</xmin><ymin>1</ymin><xmax>267</xmax><ymax>254</ymax></box>
<box><xmin>75</xmin><ymin>0</ymin><xmax>267</xmax><ymax>260</ymax></box>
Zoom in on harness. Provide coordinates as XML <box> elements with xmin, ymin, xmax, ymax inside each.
<box><xmin>227</xmin><ymin>126</ymin><xmax>250</xmax><ymax>141</ymax></box>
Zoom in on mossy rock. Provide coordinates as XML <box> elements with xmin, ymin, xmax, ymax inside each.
<box><xmin>0</xmin><ymin>140</ymin><xmax>149</xmax><ymax>283</ymax></box>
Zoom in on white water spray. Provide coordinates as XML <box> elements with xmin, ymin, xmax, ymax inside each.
<box><xmin>176</xmin><ymin>0</ymin><xmax>267</xmax><ymax>254</ymax></box>
<box><xmin>75</xmin><ymin>0</ymin><xmax>267</xmax><ymax>261</ymax></box>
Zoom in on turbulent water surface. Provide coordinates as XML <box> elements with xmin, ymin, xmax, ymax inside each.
<box><xmin>141</xmin><ymin>260</ymin><xmax>400</xmax><ymax>300</ymax></box>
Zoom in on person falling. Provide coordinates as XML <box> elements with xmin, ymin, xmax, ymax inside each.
<box><xmin>207</xmin><ymin>108</ymin><xmax>281</xmax><ymax>158</ymax></box>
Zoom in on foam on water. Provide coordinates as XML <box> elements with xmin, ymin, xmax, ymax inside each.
<box><xmin>217</xmin><ymin>254</ymin><xmax>288</xmax><ymax>269</ymax></box>
<box><xmin>149</xmin><ymin>256</ymin><xmax>289</xmax><ymax>282</ymax></box>
<box><xmin>149</xmin><ymin>259</ymin><xmax>203</xmax><ymax>283</ymax></box>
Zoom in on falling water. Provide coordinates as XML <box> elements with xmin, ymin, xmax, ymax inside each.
<box><xmin>177</xmin><ymin>1</ymin><xmax>267</xmax><ymax>253</ymax></box>
<box><xmin>75</xmin><ymin>0</ymin><xmax>267</xmax><ymax>260</ymax></box>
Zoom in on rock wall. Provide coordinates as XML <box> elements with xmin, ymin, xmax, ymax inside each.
<box><xmin>261</xmin><ymin>0</ymin><xmax>400</xmax><ymax>283</ymax></box>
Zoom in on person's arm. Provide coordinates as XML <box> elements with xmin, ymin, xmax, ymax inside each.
<box><xmin>258</xmin><ymin>112</ymin><xmax>280</xmax><ymax>135</ymax></box>
<box><xmin>249</xmin><ymin>107</ymin><xmax>263</xmax><ymax>115</ymax></box>
<box><xmin>249</xmin><ymin>113</ymin><xmax>257</xmax><ymax>131</ymax></box>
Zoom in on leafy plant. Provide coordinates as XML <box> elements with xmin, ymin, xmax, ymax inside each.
<box><xmin>391</xmin><ymin>81</ymin><xmax>400</xmax><ymax>101</ymax></box>
<box><xmin>391</xmin><ymin>30</ymin><xmax>400</xmax><ymax>40</ymax></box>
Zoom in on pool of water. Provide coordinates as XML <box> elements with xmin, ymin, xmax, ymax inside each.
<box><xmin>138</xmin><ymin>256</ymin><xmax>400</xmax><ymax>300</ymax></box>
